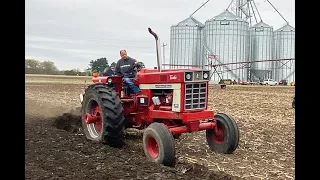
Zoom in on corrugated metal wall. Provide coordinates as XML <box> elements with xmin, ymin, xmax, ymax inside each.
<box><xmin>204</xmin><ymin>10</ymin><xmax>249</xmax><ymax>81</ymax></box>
<box><xmin>273</xmin><ymin>24</ymin><xmax>295</xmax><ymax>82</ymax></box>
<box><xmin>249</xmin><ymin>21</ymin><xmax>274</xmax><ymax>81</ymax></box>
<box><xmin>169</xmin><ymin>17</ymin><xmax>204</xmax><ymax>69</ymax></box>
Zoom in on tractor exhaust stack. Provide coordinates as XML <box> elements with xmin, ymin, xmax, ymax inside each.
<box><xmin>148</xmin><ymin>27</ymin><xmax>161</xmax><ymax>72</ymax></box>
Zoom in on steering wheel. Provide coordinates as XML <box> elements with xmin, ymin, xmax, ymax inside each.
<box><xmin>133</xmin><ymin>62</ymin><xmax>144</xmax><ymax>72</ymax></box>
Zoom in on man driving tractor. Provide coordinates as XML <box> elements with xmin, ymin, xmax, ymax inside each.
<box><xmin>115</xmin><ymin>49</ymin><xmax>141</xmax><ymax>94</ymax></box>
<box><xmin>80</xmin><ymin>28</ymin><xmax>240</xmax><ymax>166</ymax></box>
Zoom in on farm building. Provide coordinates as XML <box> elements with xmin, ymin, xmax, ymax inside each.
<box><xmin>168</xmin><ymin>0</ymin><xmax>295</xmax><ymax>83</ymax></box>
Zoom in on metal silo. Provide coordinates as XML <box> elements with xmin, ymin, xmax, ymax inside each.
<box><xmin>273</xmin><ymin>23</ymin><xmax>295</xmax><ymax>82</ymax></box>
<box><xmin>204</xmin><ymin>10</ymin><xmax>249</xmax><ymax>82</ymax></box>
<box><xmin>248</xmin><ymin>21</ymin><xmax>274</xmax><ymax>81</ymax></box>
<box><xmin>169</xmin><ymin>17</ymin><xmax>205</xmax><ymax>69</ymax></box>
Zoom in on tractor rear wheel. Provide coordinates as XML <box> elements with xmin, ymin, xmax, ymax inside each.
<box><xmin>292</xmin><ymin>96</ymin><xmax>295</xmax><ymax>109</ymax></box>
<box><xmin>142</xmin><ymin>122</ymin><xmax>175</xmax><ymax>166</ymax></box>
<box><xmin>81</xmin><ymin>83</ymin><xmax>126</xmax><ymax>148</ymax></box>
<box><xmin>206</xmin><ymin>113</ymin><xmax>239</xmax><ymax>154</ymax></box>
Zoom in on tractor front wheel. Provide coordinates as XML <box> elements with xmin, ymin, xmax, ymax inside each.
<box><xmin>206</xmin><ymin>113</ymin><xmax>239</xmax><ymax>154</ymax></box>
<box><xmin>142</xmin><ymin>122</ymin><xmax>175</xmax><ymax>166</ymax></box>
<box><xmin>81</xmin><ymin>83</ymin><xmax>126</xmax><ymax>148</ymax></box>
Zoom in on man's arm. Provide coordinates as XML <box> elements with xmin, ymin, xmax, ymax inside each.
<box><xmin>129</xmin><ymin>57</ymin><xmax>142</xmax><ymax>75</ymax></box>
<box><xmin>115</xmin><ymin>60</ymin><xmax>122</xmax><ymax>76</ymax></box>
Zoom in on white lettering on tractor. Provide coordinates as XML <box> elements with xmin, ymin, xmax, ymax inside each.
<box><xmin>169</xmin><ymin>75</ymin><xmax>177</xmax><ymax>80</ymax></box>
<box><xmin>155</xmin><ymin>85</ymin><xmax>172</xmax><ymax>88</ymax></box>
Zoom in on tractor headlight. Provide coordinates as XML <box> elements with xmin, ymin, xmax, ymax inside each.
<box><xmin>203</xmin><ymin>71</ymin><xmax>209</xmax><ymax>80</ymax></box>
<box><xmin>185</xmin><ymin>72</ymin><xmax>193</xmax><ymax>81</ymax></box>
<box><xmin>107</xmin><ymin>78</ymin><xmax>112</xmax><ymax>84</ymax></box>
<box><xmin>203</xmin><ymin>73</ymin><xmax>208</xmax><ymax>79</ymax></box>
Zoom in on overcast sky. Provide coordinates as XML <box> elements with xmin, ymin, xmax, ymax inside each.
<box><xmin>25</xmin><ymin>0</ymin><xmax>295</xmax><ymax>71</ymax></box>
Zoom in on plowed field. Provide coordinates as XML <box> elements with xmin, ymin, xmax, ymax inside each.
<box><xmin>25</xmin><ymin>74</ymin><xmax>295</xmax><ymax>180</ymax></box>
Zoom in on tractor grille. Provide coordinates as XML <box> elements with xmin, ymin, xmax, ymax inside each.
<box><xmin>185</xmin><ymin>83</ymin><xmax>207</xmax><ymax>110</ymax></box>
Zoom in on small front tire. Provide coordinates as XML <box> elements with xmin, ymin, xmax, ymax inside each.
<box><xmin>142</xmin><ymin>122</ymin><xmax>176</xmax><ymax>166</ymax></box>
<box><xmin>206</xmin><ymin>113</ymin><xmax>239</xmax><ymax>154</ymax></box>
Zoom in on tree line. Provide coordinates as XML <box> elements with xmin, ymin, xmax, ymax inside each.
<box><xmin>25</xmin><ymin>57</ymin><xmax>144</xmax><ymax>76</ymax></box>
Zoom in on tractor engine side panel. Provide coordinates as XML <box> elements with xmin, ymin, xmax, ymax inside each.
<box><xmin>139</xmin><ymin>83</ymin><xmax>181</xmax><ymax>112</ymax></box>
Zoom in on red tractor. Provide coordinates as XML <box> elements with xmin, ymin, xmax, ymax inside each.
<box><xmin>79</xmin><ymin>28</ymin><xmax>239</xmax><ymax>166</ymax></box>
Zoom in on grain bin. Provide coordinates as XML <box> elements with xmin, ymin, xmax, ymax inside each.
<box><xmin>273</xmin><ymin>23</ymin><xmax>295</xmax><ymax>82</ymax></box>
<box><xmin>169</xmin><ymin>17</ymin><xmax>205</xmax><ymax>69</ymax></box>
<box><xmin>204</xmin><ymin>10</ymin><xmax>249</xmax><ymax>82</ymax></box>
<box><xmin>249</xmin><ymin>21</ymin><xmax>274</xmax><ymax>81</ymax></box>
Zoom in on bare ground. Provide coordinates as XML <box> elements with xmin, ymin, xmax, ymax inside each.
<box><xmin>25</xmin><ymin>76</ymin><xmax>295</xmax><ymax>180</ymax></box>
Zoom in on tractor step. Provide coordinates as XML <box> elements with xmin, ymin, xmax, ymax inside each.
<box><xmin>121</xmin><ymin>98</ymin><xmax>134</xmax><ymax>103</ymax></box>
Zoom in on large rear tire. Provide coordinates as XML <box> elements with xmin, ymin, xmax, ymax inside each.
<box><xmin>292</xmin><ymin>96</ymin><xmax>295</xmax><ymax>109</ymax></box>
<box><xmin>206</xmin><ymin>113</ymin><xmax>239</xmax><ymax>154</ymax></box>
<box><xmin>142</xmin><ymin>122</ymin><xmax>176</xmax><ymax>166</ymax></box>
<box><xmin>81</xmin><ymin>83</ymin><xmax>126</xmax><ymax>148</ymax></box>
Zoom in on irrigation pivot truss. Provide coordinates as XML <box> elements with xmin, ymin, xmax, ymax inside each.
<box><xmin>161</xmin><ymin>57</ymin><xmax>295</xmax><ymax>81</ymax></box>
<box><xmin>206</xmin><ymin>57</ymin><xmax>295</xmax><ymax>81</ymax></box>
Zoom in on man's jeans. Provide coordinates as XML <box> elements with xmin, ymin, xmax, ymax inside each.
<box><xmin>123</xmin><ymin>77</ymin><xmax>141</xmax><ymax>93</ymax></box>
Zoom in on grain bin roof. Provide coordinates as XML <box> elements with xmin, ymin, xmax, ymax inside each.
<box><xmin>207</xmin><ymin>10</ymin><xmax>246</xmax><ymax>22</ymax></box>
<box><xmin>252</xmin><ymin>21</ymin><xmax>271</xmax><ymax>28</ymax></box>
<box><xmin>173</xmin><ymin>16</ymin><xmax>204</xmax><ymax>27</ymax></box>
<box><xmin>275</xmin><ymin>23</ymin><xmax>295</xmax><ymax>32</ymax></box>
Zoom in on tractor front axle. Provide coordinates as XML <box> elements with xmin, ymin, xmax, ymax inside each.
<box><xmin>169</xmin><ymin>121</ymin><xmax>216</xmax><ymax>135</ymax></box>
